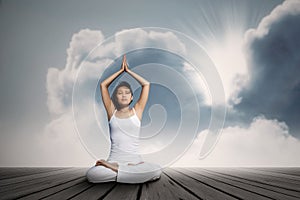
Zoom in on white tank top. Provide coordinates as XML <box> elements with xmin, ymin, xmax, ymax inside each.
<box><xmin>107</xmin><ymin>108</ymin><xmax>143</xmax><ymax>164</ymax></box>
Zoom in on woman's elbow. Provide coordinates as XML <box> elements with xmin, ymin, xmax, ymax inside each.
<box><xmin>143</xmin><ymin>82</ymin><xmax>150</xmax><ymax>87</ymax></box>
<box><xmin>100</xmin><ymin>82</ymin><xmax>107</xmax><ymax>88</ymax></box>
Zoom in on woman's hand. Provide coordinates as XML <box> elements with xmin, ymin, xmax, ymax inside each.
<box><xmin>122</xmin><ymin>55</ymin><xmax>130</xmax><ymax>72</ymax></box>
<box><xmin>121</xmin><ymin>55</ymin><xmax>127</xmax><ymax>72</ymax></box>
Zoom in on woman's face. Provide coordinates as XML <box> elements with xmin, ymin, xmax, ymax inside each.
<box><xmin>116</xmin><ymin>86</ymin><xmax>133</xmax><ymax>107</ymax></box>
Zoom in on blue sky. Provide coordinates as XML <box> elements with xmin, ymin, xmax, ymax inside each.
<box><xmin>1</xmin><ymin>0</ymin><xmax>300</xmax><ymax>167</ymax></box>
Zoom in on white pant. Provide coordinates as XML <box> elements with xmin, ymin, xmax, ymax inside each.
<box><xmin>86</xmin><ymin>162</ymin><xmax>162</xmax><ymax>184</ymax></box>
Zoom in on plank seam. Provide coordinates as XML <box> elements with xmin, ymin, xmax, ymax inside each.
<box><xmin>204</xmin><ymin>169</ymin><xmax>300</xmax><ymax>197</ymax></box>
<box><xmin>136</xmin><ymin>183</ymin><xmax>143</xmax><ymax>200</ymax></box>
<box><xmin>253</xmin><ymin>168</ymin><xmax>300</xmax><ymax>177</ymax></box>
<box><xmin>38</xmin><ymin>179</ymin><xmax>91</xmax><ymax>200</ymax></box>
<box><xmin>184</xmin><ymin>169</ymin><xmax>276</xmax><ymax>200</ymax></box>
<box><xmin>163</xmin><ymin>171</ymin><xmax>203</xmax><ymax>200</ymax></box>
<box><xmin>97</xmin><ymin>183</ymin><xmax>117</xmax><ymax>200</ymax></box>
<box><xmin>173</xmin><ymin>169</ymin><xmax>249</xmax><ymax>200</ymax></box>
<box><xmin>0</xmin><ymin>168</ymin><xmax>73</xmax><ymax>181</ymax></box>
<box><xmin>242</xmin><ymin>168</ymin><xmax>300</xmax><ymax>182</ymax></box>
<box><xmin>0</xmin><ymin>168</ymin><xmax>79</xmax><ymax>187</ymax></box>
<box><xmin>15</xmin><ymin>176</ymin><xmax>86</xmax><ymax>199</ymax></box>
<box><xmin>66</xmin><ymin>184</ymin><xmax>95</xmax><ymax>200</ymax></box>
<box><xmin>260</xmin><ymin>171</ymin><xmax>300</xmax><ymax>177</ymax></box>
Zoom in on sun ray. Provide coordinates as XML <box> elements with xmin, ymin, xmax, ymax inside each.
<box><xmin>177</xmin><ymin>0</ymin><xmax>282</xmax><ymax>104</ymax></box>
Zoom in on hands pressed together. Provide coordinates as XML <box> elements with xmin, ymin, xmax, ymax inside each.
<box><xmin>121</xmin><ymin>55</ymin><xmax>130</xmax><ymax>72</ymax></box>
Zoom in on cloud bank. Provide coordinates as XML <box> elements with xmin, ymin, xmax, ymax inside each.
<box><xmin>235</xmin><ymin>0</ymin><xmax>300</xmax><ymax>136</ymax></box>
<box><xmin>174</xmin><ymin>116</ymin><xmax>300</xmax><ymax>167</ymax></box>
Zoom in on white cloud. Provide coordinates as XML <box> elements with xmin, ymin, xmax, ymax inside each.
<box><xmin>44</xmin><ymin>29</ymin><xmax>110</xmax><ymax>166</ymax></box>
<box><xmin>206</xmin><ymin>30</ymin><xmax>248</xmax><ymax>106</ymax></box>
<box><xmin>66</xmin><ymin>29</ymin><xmax>105</xmax><ymax>70</ymax></box>
<box><xmin>245</xmin><ymin>0</ymin><xmax>300</xmax><ymax>47</ymax></box>
<box><xmin>38</xmin><ymin>113</ymin><xmax>94</xmax><ymax>166</ymax></box>
<box><xmin>235</xmin><ymin>0</ymin><xmax>300</xmax><ymax>136</ymax></box>
<box><xmin>46</xmin><ymin>29</ymin><xmax>105</xmax><ymax>115</ymax></box>
<box><xmin>115</xmin><ymin>28</ymin><xmax>187</xmax><ymax>55</ymax></box>
<box><xmin>173</xmin><ymin>116</ymin><xmax>300</xmax><ymax>167</ymax></box>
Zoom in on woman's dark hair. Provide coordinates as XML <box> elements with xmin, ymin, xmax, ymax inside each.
<box><xmin>111</xmin><ymin>81</ymin><xmax>133</xmax><ymax>110</ymax></box>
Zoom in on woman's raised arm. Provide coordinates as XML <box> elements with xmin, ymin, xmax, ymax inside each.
<box><xmin>100</xmin><ymin>56</ymin><xmax>125</xmax><ymax>120</ymax></box>
<box><xmin>124</xmin><ymin>56</ymin><xmax>150</xmax><ymax>120</ymax></box>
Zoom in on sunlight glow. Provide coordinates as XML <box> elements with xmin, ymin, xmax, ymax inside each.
<box><xmin>207</xmin><ymin>32</ymin><xmax>248</xmax><ymax>104</ymax></box>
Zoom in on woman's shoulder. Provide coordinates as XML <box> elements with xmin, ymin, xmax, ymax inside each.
<box><xmin>133</xmin><ymin>105</ymin><xmax>143</xmax><ymax>121</ymax></box>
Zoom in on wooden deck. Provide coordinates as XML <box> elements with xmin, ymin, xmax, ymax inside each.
<box><xmin>0</xmin><ymin>167</ymin><xmax>300</xmax><ymax>200</ymax></box>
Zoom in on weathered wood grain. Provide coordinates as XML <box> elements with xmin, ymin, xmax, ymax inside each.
<box><xmin>203</xmin><ymin>168</ymin><xmax>300</xmax><ymax>198</ymax></box>
<box><xmin>0</xmin><ymin>168</ymin><xmax>68</xmax><ymax>180</ymax></box>
<box><xmin>140</xmin><ymin>172</ymin><xmax>199</xmax><ymax>200</ymax></box>
<box><xmin>186</xmin><ymin>168</ymin><xmax>300</xmax><ymax>200</ymax></box>
<box><xmin>0</xmin><ymin>168</ymin><xmax>86</xmax><ymax>199</ymax></box>
<box><xmin>0</xmin><ymin>167</ymin><xmax>299</xmax><ymax>200</ymax></box>
<box><xmin>71</xmin><ymin>182</ymin><xmax>116</xmax><ymax>200</ymax></box>
<box><xmin>164</xmin><ymin>168</ymin><xmax>237</xmax><ymax>200</ymax></box>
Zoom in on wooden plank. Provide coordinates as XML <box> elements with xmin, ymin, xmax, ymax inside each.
<box><xmin>103</xmin><ymin>183</ymin><xmax>140</xmax><ymax>200</ymax></box>
<box><xmin>179</xmin><ymin>168</ymin><xmax>271</xmax><ymax>200</ymax></box>
<box><xmin>18</xmin><ymin>177</ymin><xmax>87</xmax><ymax>200</ymax></box>
<box><xmin>140</xmin><ymin>172</ymin><xmax>199</xmax><ymax>200</ymax></box>
<box><xmin>240</xmin><ymin>168</ymin><xmax>300</xmax><ymax>182</ymax></box>
<box><xmin>71</xmin><ymin>182</ymin><xmax>116</xmax><ymax>200</ymax></box>
<box><xmin>0</xmin><ymin>168</ymin><xmax>87</xmax><ymax>199</ymax></box>
<box><xmin>0</xmin><ymin>168</ymin><xmax>76</xmax><ymax>187</ymax></box>
<box><xmin>0</xmin><ymin>168</ymin><xmax>81</xmax><ymax>191</ymax></box>
<box><xmin>202</xmin><ymin>168</ymin><xmax>300</xmax><ymax>199</ymax></box>
<box><xmin>204</xmin><ymin>168</ymin><xmax>300</xmax><ymax>192</ymax></box>
<box><xmin>164</xmin><ymin>168</ymin><xmax>237</xmax><ymax>200</ymax></box>
<box><xmin>222</xmin><ymin>168</ymin><xmax>300</xmax><ymax>189</ymax></box>
<box><xmin>41</xmin><ymin>180</ymin><xmax>93</xmax><ymax>200</ymax></box>
<box><xmin>254</xmin><ymin>168</ymin><xmax>300</xmax><ymax>177</ymax></box>
<box><xmin>0</xmin><ymin>167</ymin><xmax>68</xmax><ymax>180</ymax></box>
<box><xmin>187</xmin><ymin>168</ymin><xmax>299</xmax><ymax>200</ymax></box>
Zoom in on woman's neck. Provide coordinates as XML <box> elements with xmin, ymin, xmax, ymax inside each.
<box><xmin>116</xmin><ymin>106</ymin><xmax>133</xmax><ymax>118</ymax></box>
<box><xmin>118</xmin><ymin>106</ymin><xmax>130</xmax><ymax>113</ymax></box>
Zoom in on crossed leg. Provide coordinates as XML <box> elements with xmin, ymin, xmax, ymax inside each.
<box><xmin>88</xmin><ymin>160</ymin><xmax>162</xmax><ymax>183</ymax></box>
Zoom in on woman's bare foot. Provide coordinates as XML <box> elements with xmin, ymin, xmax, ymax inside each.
<box><xmin>95</xmin><ymin>159</ymin><xmax>105</xmax><ymax>166</ymax></box>
<box><xmin>95</xmin><ymin>159</ymin><xmax>119</xmax><ymax>172</ymax></box>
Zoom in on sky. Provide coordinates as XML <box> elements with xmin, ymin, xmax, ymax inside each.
<box><xmin>1</xmin><ymin>0</ymin><xmax>300</xmax><ymax>167</ymax></box>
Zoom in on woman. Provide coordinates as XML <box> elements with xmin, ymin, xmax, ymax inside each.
<box><xmin>86</xmin><ymin>55</ymin><xmax>162</xmax><ymax>183</ymax></box>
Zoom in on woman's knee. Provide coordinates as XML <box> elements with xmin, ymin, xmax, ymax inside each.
<box><xmin>86</xmin><ymin>166</ymin><xmax>117</xmax><ymax>183</ymax></box>
<box><xmin>116</xmin><ymin>163</ymin><xmax>162</xmax><ymax>183</ymax></box>
<box><xmin>154</xmin><ymin>167</ymin><xmax>162</xmax><ymax>176</ymax></box>
<box><xmin>86</xmin><ymin>167</ymin><xmax>99</xmax><ymax>183</ymax></box>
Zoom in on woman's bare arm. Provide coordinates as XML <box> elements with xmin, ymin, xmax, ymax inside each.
<box><xmin>124</xmin><ymin>56</ymin><xmax>150</xmax><ymax>120</ymax></box>
<box><xmin>100</xmin><ymin>56</ymin><xmax>125</xmax><ymax>120</ymax></box>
